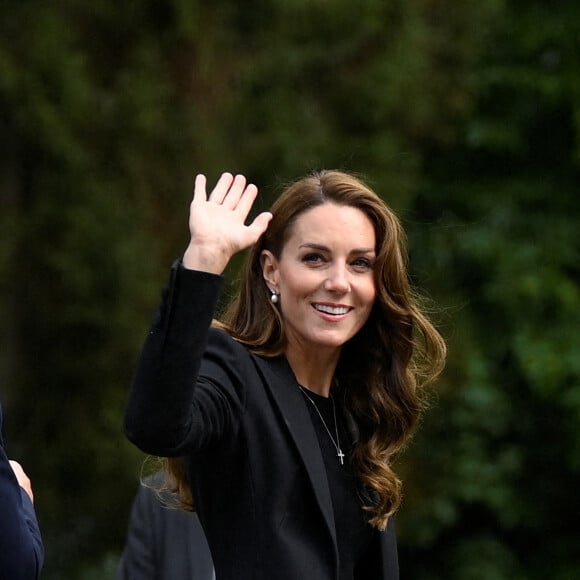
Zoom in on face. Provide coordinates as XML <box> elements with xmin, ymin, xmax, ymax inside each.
<box><xmin>261</xmin><ymin>202</ymin><xmax>377</xmax><ymax>358</ymax></box>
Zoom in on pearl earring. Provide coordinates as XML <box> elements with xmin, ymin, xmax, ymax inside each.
<box><xmin>270</xmin><ymin>290</ymin><xmax>279</xmax><ymax>304</ymax></box>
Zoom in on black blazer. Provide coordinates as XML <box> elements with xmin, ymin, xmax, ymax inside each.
<box><xmin>118</xmin><ymin>472</ymin><xmax>215</xmax><ymax>580</ymax></box>
<box><xmin>0</xmin><ymin>402</ymin><xmax>44</xmax><ymax>580</ymax></box>
<box><xmin>124</xmin><ymin>264</ymin><xmax>398</xmax><ymax>580</ymax></box>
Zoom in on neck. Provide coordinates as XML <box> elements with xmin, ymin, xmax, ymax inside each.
<box><xmin>285</xmin><ymin>345</ymin><xmax>339</xmax><ymax>398</ymax></box>
<box><xmin>285</xmin><ymin>340</ymin><xmax>340</xmax><ymax>397</ymax></box>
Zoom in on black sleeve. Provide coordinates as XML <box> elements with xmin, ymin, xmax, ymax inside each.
<box><xmin>123</xmin><ymin>263</ymin><xmax>246</xmax><ymax>457</ymax></box>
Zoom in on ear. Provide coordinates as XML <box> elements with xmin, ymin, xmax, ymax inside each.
<box><xmin>260</xmin><ymin>250</ymin><xmax>279</xmax><ymax>289</ymax></box>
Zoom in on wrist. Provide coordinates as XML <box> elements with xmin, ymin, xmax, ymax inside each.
<box><xmin>182</xmin><ymin>243</ymin><xmax>230</xmax><ymax>274</ymax></box>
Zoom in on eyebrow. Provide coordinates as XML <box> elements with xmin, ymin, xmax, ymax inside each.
<box><xmin>299</xmin><ymin>243</ymin><xmax>376</xmax><ymax>255</ymax></box>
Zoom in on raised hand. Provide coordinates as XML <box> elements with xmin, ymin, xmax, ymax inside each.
<box><xmin>183</xmin><ymin>172</ymin><xmax>272</xmax><ymax>274</ymax></box>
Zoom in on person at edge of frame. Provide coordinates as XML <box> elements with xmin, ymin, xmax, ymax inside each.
<box><xmin>118</xmin><ymin>469</ymin><xmax>215</xmax><ymax>580</ymax></box>
<box><xmin>0</xmin><ymin>399</ymin><xmax>44</xmax><ymax>580</ymax></box>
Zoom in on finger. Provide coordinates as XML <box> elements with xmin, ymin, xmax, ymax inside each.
<box><xmin>230</xmin><ymin>181</ymin><xmax>258</xmax><ymax>217</ymax></box>
<box><xmin>223</xmin><ymin>174</ymin><xmax>249</xmax><ymax>209</ymax></box>
<box><xmin>208</xmin><ymin>172</ymin><xmax>234</xmax><ymax>204</ymax></box>
<box><xmin>9</xmin><ymin>460</ymin><xmax>22</xmax><ymax>473</ymax></box>
<box><xmin>192</xmin><ymin>174</ymin><xmax>207</xmax><ymax>203</ymax></box>
<box><xmin>247</xmin><ymin>211</ymin><xmax>273</xmax><ymax>240</ymax></box>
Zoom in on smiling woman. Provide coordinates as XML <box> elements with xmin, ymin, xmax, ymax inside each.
<box><xmin>261</xmin><ymin>203</ymin><xmax>377</xmax><ymax>369</ymax></box>
<box><xmin>124</xmin><ymin>169</ymin><xmax>446</xmax><ymax>580</ymax></box>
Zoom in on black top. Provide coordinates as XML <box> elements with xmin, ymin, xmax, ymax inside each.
<box><xmin>300</xmin><ymin>389</ymin><xmax>375</xmax><ymax>580</ymax></box>
<box><xmin>124</xmin><ymin>264</ymin><xmax>399</xmax><ymax>580</ymax></box>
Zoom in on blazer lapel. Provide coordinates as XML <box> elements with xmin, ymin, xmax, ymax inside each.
<box><xmin>251</xmin><ymin>354</ymin><xmax>338</xmax><ymax>551</ymax></box>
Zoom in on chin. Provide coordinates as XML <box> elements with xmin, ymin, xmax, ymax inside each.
<box><xmin>311</xmin><ymin>334</ymin><xmax>353</xmax><ymax>350</ymax></box>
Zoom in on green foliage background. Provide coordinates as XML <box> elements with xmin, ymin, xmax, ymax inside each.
<box><xmin>0</xmin><ymin>1</ymin><xmax>578</xmax><ymax>578</ymax></box>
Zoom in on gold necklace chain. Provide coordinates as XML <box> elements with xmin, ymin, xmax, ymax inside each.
<box><xmin>298</xmin><ymin>385</ymin><xmax>345</xmax><ymax>465</ymax></box>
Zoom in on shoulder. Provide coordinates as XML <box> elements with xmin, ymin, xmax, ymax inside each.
<box><xmin>206</xmin><ymin>326</ymin><xmax>254</xmax><ymax>364</ymax></box>
<box><xmin>208</xmin><ymin>325</ymin><xmax>237</xmax><ymax>344</ymax></box>
<box><xmin>203</xmin><ymin>327</ymin><xmax>279</xmax><ymax>397</ymax></box>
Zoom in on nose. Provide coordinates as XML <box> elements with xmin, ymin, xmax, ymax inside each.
<box><xmin>323</xmin><ymin>264</ymin><xmax>351</xmax><ymax>293</ymax></box>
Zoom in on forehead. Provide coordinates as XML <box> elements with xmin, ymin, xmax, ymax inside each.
<box><xmin>286</xmin><ymin>203</ymin><xmax>376</xmax><ymax>247</ymax></box>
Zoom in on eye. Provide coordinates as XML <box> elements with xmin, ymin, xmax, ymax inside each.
<box><xmin>302</xmin><ymin>253</ymin><xmax>325</xmax><ymax>264</ymax></box>
<box><xmin>351</xmin><ymin>257</ymin><xmax>374</xmax><ymax>270</ymax></box>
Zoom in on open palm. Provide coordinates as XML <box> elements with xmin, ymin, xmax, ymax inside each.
<box><xmin>183</xmin><ymin>172</ymin><xmax>272</xmax><ymax>274</ymax></box>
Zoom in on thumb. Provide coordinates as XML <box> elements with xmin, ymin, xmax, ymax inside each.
<box><xmin>248</xmin><ymin>212</ymin><xmax>273</xmax><ymax>238</ymax></box>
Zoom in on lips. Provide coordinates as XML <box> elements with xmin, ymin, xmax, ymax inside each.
<box><xmin>313</xmin><ymin>304</ymin><xmax>351</xmax><ymax>315</ymax></box>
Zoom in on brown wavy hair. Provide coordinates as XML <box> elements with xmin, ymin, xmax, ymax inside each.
<box><xmin>166</xmin><ymin>169</ymin><xmax>446</xmax><ymax>530</ymax></box>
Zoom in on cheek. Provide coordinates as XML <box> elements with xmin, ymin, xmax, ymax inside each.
<box><xmin>360</xmin><ymin>292</ymin><xmax>376</xmax><ymax>323</ymax></box>
<box><xmin>362</xmin><ymin>298</ymin><xmax>375</xmax><ymax>321</ymax></box>
<box><xmin>280</xmin><ymin>268</ymin><xmax>317</xmax><ymax>296</ymax></box>
<box><xmin>362</xmin><ymin>279</ymin><xmax>377</xmax><ymax>306</ymax></box>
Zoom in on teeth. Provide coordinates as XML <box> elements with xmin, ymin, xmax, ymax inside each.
<box><xmin>314</xmin><ymin>304</ymin><xmax>349</xmax><ymax>315</ymax></box>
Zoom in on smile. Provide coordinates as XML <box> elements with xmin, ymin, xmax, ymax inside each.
<box><xmin>313</xmin><ymin>304</ymin><xmax>351</xmax><ymax>315</ymax></box>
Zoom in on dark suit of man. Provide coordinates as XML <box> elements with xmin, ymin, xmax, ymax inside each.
<box><xmin>118</xmin><ymin>472</ymin><xmax>215</xmax><ymax>580</ymax></box>
<box><xmin>125</xmin><ymin>264</ymin><xmax>399</xmax><ymax>580</ymax></box>
<box><xmin>0</xmin><ymin>402</ymin><xmax>44</xmax><ymax>580</ymax></box>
